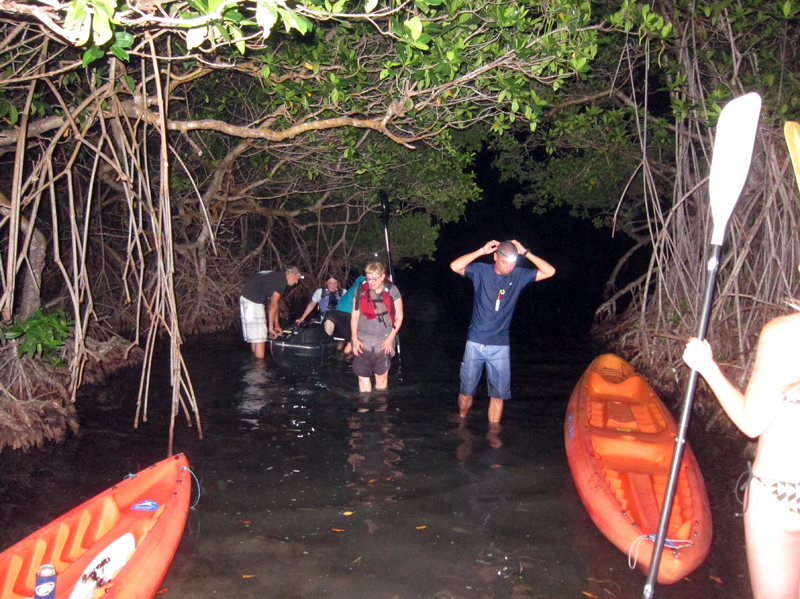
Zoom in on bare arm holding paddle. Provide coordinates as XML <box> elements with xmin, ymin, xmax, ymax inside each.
<box><xmin>684</xmin><ymin>315</ymin><xmax>800</xmax><ymax>439</ymax></box>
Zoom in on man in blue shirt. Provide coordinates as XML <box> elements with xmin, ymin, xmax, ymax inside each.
<box><xmin>450</xmin><ymin>240</ymin><xmax>556</xmax><ymax>423</ymax></box>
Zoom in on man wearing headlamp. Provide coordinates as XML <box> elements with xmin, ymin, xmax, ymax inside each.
<box><xmin>450</xmin><ymin>240</ymin><xmax>556</xmax><ymax>424</ymax></box>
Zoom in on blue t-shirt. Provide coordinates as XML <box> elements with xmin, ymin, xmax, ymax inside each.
<box><xmin>336</xmin><ymin>276</ymin><xmax>365</xmax><ymax>314</ymax></box>
<box><xmin>464</xmin><ymin>262</ymin><xmax>538</xmax><ymax>346</ymax></box>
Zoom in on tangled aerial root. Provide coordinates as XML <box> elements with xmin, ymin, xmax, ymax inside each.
<box><xmin>0</xmin><ymin>333</ymin><xmax>144</xmax><ymax>452</ymax></box>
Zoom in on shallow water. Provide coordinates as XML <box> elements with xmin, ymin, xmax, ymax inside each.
<box><xmin>0</xmin><ymin>311</ymin><xmax>751</xmax><ymax>599</ymax></box>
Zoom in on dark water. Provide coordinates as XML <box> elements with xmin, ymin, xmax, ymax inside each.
<box><xmin>0</xmin><ymin>304</ymin><xmax>751</xmax><ymax>598</ymax></box>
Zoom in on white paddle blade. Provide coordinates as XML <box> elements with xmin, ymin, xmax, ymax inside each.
<box><xmin>708</xmin><ymin>92</ymin><xmax>762</xmax><ymax>245</ymax></box>
<box><xmin>784</xmin><ymin>121</ymin><xmax>800</xmax><ymax>193</ymax></box>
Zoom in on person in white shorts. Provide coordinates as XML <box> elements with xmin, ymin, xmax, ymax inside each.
<box><xmin>239</xmin><ymin>266</ymin><xmax>303</xmax><ymax>358</ymax></box>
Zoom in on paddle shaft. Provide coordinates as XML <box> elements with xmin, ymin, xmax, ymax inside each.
<box><xmin>642</xmin><ymin>244</ymin><xmax>721</xmax><ymax>599</ymax></box>
<box><xmin>379</xmin><ymin>191</ymin><xmax>395</xmax><ymax>282</ymax></box>
<box><xmin>378</xmin><ymin>190</ymin><xmax>400</xmax><ymax>361</ymax></box>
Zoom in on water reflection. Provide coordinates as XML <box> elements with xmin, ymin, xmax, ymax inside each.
<box><xmin>237</xmin><ymin>360</ymin><xmax>278</xmax><ymax>425</ymax></box>
<box><xmin>346</xmin><ymin>393</ymin><xmax>403</xmax><ymax>505</ymax></box>
<box><xmin>455</xmin><ymin>419</ymin><xmax>503</xmax><ymax>464</ymax></box>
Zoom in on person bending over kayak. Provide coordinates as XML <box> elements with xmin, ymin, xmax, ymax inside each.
<box><xmin>451</xmin><ymin>240</ymin><xmax>555</xmax><ymax>424</ymax></box>
<box><xmin>351</xmin><ymin>263</ymin><xmax>403</xmax><ymax>392</ymax></box>
<box><xmin>239</xmin><ymin>266</ymin><xmax>303</xmax><ymax>359</ymax></box>
<box><xmin>683</xmin><ymin>296</ymin><xmax>800</xmax><ymax>599</ymax></box>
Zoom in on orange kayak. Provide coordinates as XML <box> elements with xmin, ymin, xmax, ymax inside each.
<box><xmin>0</xmin><ymin>453</ymin><xmax>191</xmax><ymax>599</ymax></box>
<box><xmin>565</xmin><ymin>354</ymin><xmax>712</xmax><ymax>584</ymax></box>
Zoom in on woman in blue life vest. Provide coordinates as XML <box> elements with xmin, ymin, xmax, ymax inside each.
<box><xmin>296</xmin><ymin>276</ymin><xmax>343</xmax><ymax>326</ymax></box>
<box><xmin>350</xmin><ymin>262</ymin><xmax>403</xmax><ymax>392</ymax></box>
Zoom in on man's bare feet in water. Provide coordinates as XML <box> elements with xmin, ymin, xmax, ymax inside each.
<box><xmin>486</xmin><ymin>422</ymin><xmax>502</xmax><ymax>449</ymax></box>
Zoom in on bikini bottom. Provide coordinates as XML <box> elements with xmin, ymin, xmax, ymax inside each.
<box><xmin>751</xmin><ymin>474</ymin><xmax>800</xmax><ymax>514</ymax></box>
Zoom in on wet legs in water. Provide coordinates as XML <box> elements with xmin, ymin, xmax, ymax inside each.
<box><xmin>458</xmin><ymin>394</ymin><xmax>504</xmax><ymax>423</ymax></box>
<box><xmin>359</xmin><ymin>372</ymin><xmax>388</xmax><ymax>393</ymax></box>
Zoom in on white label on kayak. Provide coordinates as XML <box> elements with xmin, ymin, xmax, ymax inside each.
<box><xmin>68</xmin><ymin>533</ymin><xmax>135</xmax><ymax>599</ymax></box>
<box><xmin>131</xmin><ymin>499</ymin><xmax>159</xmax><ymax>511</ymax></box>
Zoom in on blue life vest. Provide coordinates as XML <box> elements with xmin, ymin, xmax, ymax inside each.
<box><xmin>319</xmin><ymin>289</ymin><xmax>343</xmax><ymax>314</ymax></box>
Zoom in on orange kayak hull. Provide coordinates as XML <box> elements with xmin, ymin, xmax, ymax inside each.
<box><xmin>565</xmin><ymin>354</ymin><xmax>712</xmax><ymax>584</ymax></box>
<box><xmin>0</xmin><ymin>453</ymin><xmax>191</xmax><ymax>599</ymax></box>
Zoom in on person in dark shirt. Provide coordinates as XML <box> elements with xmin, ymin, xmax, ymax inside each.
<box><xmin>450</xmin><ymin>240</ymin><xmax>555</xmax><ymax>423</ymax></box>
<box><xmin>240</xmin><ymin>266</ymin><xmax>303</xmax><ymax>358</ymax></box>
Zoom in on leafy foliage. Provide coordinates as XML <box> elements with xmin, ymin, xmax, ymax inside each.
<box><xmin>2</xmin><ymin>310</ymin><xmax>74</xmax><ymax>364</ymax></box>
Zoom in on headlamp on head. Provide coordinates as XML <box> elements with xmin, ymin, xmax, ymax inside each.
<box><xmin>496</xmin><ymin>249</ymin><xmax>517</xmax><ymax>263</ymax></box>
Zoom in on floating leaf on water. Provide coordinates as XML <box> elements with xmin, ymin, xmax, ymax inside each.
<box><xmin>343</xmin><ymin>511</ymin><xmax>354</xmax><ymax>516</ymax></box>
<box><xmin>242</xmin><ymin>575</ymin><xmax>255</xmax><ymax>578</ymax></box>
<box><xmin>415</xmin><ymin>525</ymin><xmax>427</xmax><ymax>529</ymax></box>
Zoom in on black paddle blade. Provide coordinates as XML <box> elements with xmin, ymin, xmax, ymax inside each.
<box><xmin>379</xmin><ymin>190</ymin><xmax>390</xmax><ymax>228</ymax></box>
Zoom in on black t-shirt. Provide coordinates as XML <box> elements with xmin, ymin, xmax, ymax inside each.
<box><xmin>241</xmin><ymin>271</ymin><xmax>288</xmax><ymax>304</ymax></box>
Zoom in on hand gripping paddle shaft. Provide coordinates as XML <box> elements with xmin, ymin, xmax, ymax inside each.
<box><xmin>642</xmin><ymin>92</ymin><xmax>761</xmax><ymax>599</ymax></box>
<box><xmin>784</xmin><ymin>120</ymin><xmax>800</xmax><ymax>193</ymax></box>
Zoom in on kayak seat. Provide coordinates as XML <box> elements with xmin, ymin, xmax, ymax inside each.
<box><xmin>586</xmin><ymin>372</ymin><xmax>667</xmax><ymax>434</ymax></box>
<box><xmin>591</xmin><ymin>431</ymin><xmax>673</xmax><ymax>475</ymax></box>
<box><xmin>600</xmin><ymin>465</ymin><xmax>696</xmax><ymax>536</ymax></box>
<box><xmin>592</xmin><ymin>354</ymin><xmax>638</xmax><ymax>383</ymax></box>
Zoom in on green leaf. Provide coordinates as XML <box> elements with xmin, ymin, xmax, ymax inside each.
<box><xmin>224</xmin><ymin>8</ymin><xmax>244</xmax><ymax>21</ymax></box>
<box><xmin>82</xmin><ymin>45</ymin><xmax>105</xmax><ymax>67</ymax></box>
<box><xmin>110</xmin><ymin>44</ymin><xmax>129</xmax><ymax>60</ymax></box>
<box><xmin>114</xmin><ymin>31</ymin><xmax>134</xmax><ymax>48</ymax></box>
<box><xmin>404</xmin><ymin>16</ymin><xmax>423</xmax><ymax>41</ymax></box>
<box><xmin>365</xmin><ymin>0</ymin><xmax>378</xmax><ymax>12</ymax></box>
<box><xmin>186</xmin><ymin>0</ymin><xmax>208</xmax><ymax>12</ymax></box>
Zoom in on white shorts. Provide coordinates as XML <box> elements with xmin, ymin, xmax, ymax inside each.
<box><xmin>240</xmin><ymin>296</ymin><xmax>268</xmax><ymax>343</ymax></box>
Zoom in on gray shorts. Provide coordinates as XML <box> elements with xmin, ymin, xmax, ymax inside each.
<box><xmin>353</xmin><ymin>338</ymin><xmax>393</xmax><ymax>377</ymax></box>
